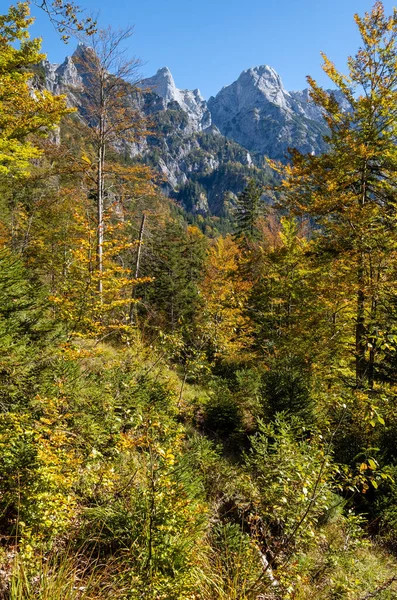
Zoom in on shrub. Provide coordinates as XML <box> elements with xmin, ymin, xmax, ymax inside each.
<box><xmin>260</xmin><ymin>357</ymin><xmax>314</xmax><ymax>424</ymax></box>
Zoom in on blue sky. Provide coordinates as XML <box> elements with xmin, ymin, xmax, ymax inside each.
<box><xmin>25</xmin><ymin>0</ymin><xmax>397</xmax><ymax>99</ymax></box>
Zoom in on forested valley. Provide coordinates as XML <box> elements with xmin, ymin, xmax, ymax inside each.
<box><xmin>1</xmin><ymin>1</ymin><xmax>397</xmax><ymax>598</ymax></box>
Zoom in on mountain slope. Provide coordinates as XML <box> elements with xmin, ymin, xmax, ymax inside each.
<box><xmin>208</xmin><ymin>66</ymin><xmax>328</xmax><ymax>159</ymax></box>
<box><xmin>40</xmin><ymin>47</ymin><xmax>347</xmax><ymax>216</ymax></box>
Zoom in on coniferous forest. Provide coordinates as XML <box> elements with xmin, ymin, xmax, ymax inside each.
<box><xmin>2</xmin><ymin>1</ymin><xmax>397</xmax><ymax>598</ymax></box>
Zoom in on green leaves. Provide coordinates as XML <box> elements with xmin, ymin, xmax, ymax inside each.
<box><xmin>246</xmin><ymin>416</ymin><xmax>336</xmax><ymax>549</ymax></box>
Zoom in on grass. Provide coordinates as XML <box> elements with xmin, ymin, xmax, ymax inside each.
<box><xmin>6</xmin><ymin>551</ymin><xmax>118</xmax><ymax>600</ymax></box>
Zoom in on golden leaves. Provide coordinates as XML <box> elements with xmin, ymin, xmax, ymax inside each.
<box><xmin>0</xmin><ymin>4</ymin><xmax>71</xmax><ymax>177</ymax></box>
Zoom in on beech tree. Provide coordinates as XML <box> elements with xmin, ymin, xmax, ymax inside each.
<box><xmin>32</xmin><ymin>0</ymin><xmax>96</xmax><ymax>41</ymax></box>
<box><xmin>279</xmin><ymin>1</ymin><xmax>397</xmax><ymax>389</ymax></box>
<box><xmin>0</xmin><ymin>3</ymin><xmax>70</xmax><ymax>177</ymax></box>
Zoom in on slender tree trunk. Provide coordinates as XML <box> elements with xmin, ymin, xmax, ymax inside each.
<box><xmin>97</xmin><ymin>72</ymin><xmax>106</xmax><ymax>303</ymax></box>
<box><xmin>368</xmin><ymin>269</ymin><xmax>380</xmax><ymax>390</ymax></box>
<box><xmin>129</xmin><ymin>213</ymin><xmax>146</xmax><ymax>324</ymax></box>
<box><xmin>146</xmin><ymin>443</ymin><xmax>155</xmax><ymax>589</ymax></box>
<box><xmin>134</xmin><ymin>213</ymin><xmax>146</xmax><ymax>280</ymax></box>
<box><xmin>356</xmin><ymin>260</ymin><xmax>366</xmax><ymax>387</ymax></box>
<box><xmin>356</xmin><ymin>161</ymin><xmax>368</xmax><ymax>388</ymax></box>
<box><xmin>368</xmin><ymin>329</ymin><xmax>375</xmax><ymax>390</ymax></box>
<box><xmin>97</xmin><ymin>143</ymin><xmax>104</xmax><ymax>301</ymax></box>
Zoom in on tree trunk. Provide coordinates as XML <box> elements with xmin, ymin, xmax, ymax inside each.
<box><xmin>129</xmin><ymin>213</ymin><xmax>146</xmax><ymax>324</ymax></box>
<box><xmin>356</xmin><ymin>261</ymin><xmax>366</xmax><ymax>388</ymax></box>
<box><xmin>356</xmin><ymin>161</ymin><xmax>368</xmax><ymax>388</ymax></box>
<box><xmin>97</xmin><ymin>142</ymin><xmax>104</xmax><ymax>301</ymax></box>
<box><xmin>97</xmin><ymin>72</ymin><xmax>106</xmax><ymax>303</ymax></box>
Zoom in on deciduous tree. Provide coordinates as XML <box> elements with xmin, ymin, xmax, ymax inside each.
<box><xmin>279</xmin><ymin>1</ymin><xmax>397</xmax><ymax>389</ymax></box>
<box><xmin>72</xmin><ymin>29</ymin><xmax>149</xmax><ymax>301</ymax></box>
<box><xmin>0</xmin><ymin>3</ymin><xmax>71</xmax><ymax>177</ymax></box>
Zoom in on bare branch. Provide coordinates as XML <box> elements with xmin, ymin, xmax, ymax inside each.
<box><xmin>33</xmin><ymin>0</ymin><xmax>96</xmax><ymax>42</ymax></box>
<box><xmin>358</xmin><ymin>576</ymin><xmax>397</xmax><ymax>599</ymax></box>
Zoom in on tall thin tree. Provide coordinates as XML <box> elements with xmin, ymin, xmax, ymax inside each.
<box><xmin>73</xmin><ymin>28</ymin><xmax>147</xmax><ymax>302</ymax></box>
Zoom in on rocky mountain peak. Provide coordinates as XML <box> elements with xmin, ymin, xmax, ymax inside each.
<box><xmin>39</xmin><ymin>49</ymin><xmax>345</xmax><ymax>195</ymax></box>
<box><xmin>72</xmin><ymin>42</ymin><xmax>92</xmax><ymax>58</ymax></box>
<box><xmin>141</xmin><ymin>66</ymin><xmax>179</xmax><ymax>104</ymax></box>
<box><xmin>209</xmin><ymin>64</ymin><xmax>291</xmax><ymax>119</ymax></box>
<box><xmin>208</xmin><ymin>63</ymin><xmax>331</xmax><ymax>159</ymax></box>
<box><xmin>241</xmin><ymin>64</ymin><xmax>290</xmax><ymax>111</ymax></box>
<box><xmin>242</xmin><ymin>65</ymin><xmax>286</xmax><ymax>93</ymax></box>
<box><xmin>140</xmin><ymin>67</ymin><xmax>211</xmax><ymax>132</ymax></box>
<box><xmin>155</xmin><ymin>66</ymin><xmax>174</xmax><ymax>79</ymax></box>
<box><xmin>41</xmin><ymin>54</ymin><xmax>83</xmax><ymax>96</ymax></box>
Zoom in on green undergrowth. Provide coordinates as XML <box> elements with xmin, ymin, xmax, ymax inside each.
<box><xmin>1</xmin><ymin>332</ymin><xmax>397</xmax><ymax>599</ymax></box>
<box><xmin>0</xmin><ymin>246</ymin><xmax>396</xmax><ymax>600</ymax></box>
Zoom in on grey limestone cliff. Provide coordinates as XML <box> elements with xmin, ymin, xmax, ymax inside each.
<box><xmin>139</xmin><ymin>67</ymin><xmax>211</xmax><ymax>132</ymax></box>
<box><xmin>40</xmin><ymin>48</ymin><xmax>349</xmax><ymax>215</ymax></box>
<box><xmin>208</xmin><ymin>65</ymin><xmax>331</xmax><ymax>159</ymax></box>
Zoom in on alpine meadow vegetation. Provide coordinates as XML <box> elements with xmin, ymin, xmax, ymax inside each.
<box><xmin>2</xmin><ymin>2</ymin><xmax>397</xmax><ymax>600</ymax></box>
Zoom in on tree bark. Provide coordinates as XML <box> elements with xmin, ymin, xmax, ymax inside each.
<box><xmin>356</xmin><ymin>262</ymin><xmax>366</xmax><ymax>387</ymax></box>
<box><xmin>129</xmin><ymin>213</ymin><xmax>146</xmax><ymax>324</ymax></box>
<box><xmin>356</xmin><ymin>160</ymin><xmax>368</xmax><ymax>388</ymax></box>
<box><xmin>97</xmin><ymin>70</ymin><xmax>106</xmax><ymax>303</ymax></box>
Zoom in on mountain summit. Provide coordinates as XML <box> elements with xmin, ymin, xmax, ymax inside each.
<box><xmin>140</xmin><ymin>67</ymin><xmax>211</xmax><ymax>132</ymax></box>
<box><xmin>41</xmin><ymin>50</ymin><xmax>338</xmax><ymax>159</ymax></box>
<box><xmin>208</xmin><ymin>65</ymin><xmax>329</xmax><ymax>158</ymax></box>
<box><xmin>40</xmin><ymin>50</ymin><xmax>349</xmax><ymax>213</ymax></box>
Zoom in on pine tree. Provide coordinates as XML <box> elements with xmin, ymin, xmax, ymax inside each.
<box><xmin>140</xmin><ymin>219</ymin><xmax>207</xmax><ymax>334</ymax></box>
<box><xmin>233</xmin><ymin>179</ymin><xmax>264</xmax><ymax>244</ymax></box>
<box><xmin>251</xmin><ymin>217</ymin><xmax>318</xmax><ymax>356</ymax></box>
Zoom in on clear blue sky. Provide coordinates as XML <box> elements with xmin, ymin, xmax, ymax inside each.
<box><xmin>24</xmin><ymin>0</ymin><xmax>397</xmax><ymax>99</ymax></box>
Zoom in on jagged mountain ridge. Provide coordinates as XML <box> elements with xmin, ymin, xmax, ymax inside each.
<box><xmin>208</xmin><ymin>66</ymin><xmax>325</xmax><ymax>158</ymax></box>
<box><xmin>207</xmin><ymin>66</ymin><xmax>350</xmax><ymax>159</ymax></box>
<box><xmin>141</xmin><ymin>62</ymin><xmax>347</xmax><ymax>159</ymax></box>
<box><xmin>140</xmin><ymin>67</ymin><xmax>211</xmax><ymax>132</ymax></box>
<box><xmin>40</xmin><ymin>46</ymin><xmax>345</xmax><ymax>215</ymax></box>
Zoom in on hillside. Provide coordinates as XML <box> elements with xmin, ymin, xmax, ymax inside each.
<box><xmin>39</xmin><ymin>45</ymin><xmax>346</xmax><ymax>218</ymax></box>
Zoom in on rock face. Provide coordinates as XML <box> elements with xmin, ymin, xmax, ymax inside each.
<box><xmin>40</xmin><ymin>47</ymin><xmax>259</xmax><ymax>215</ymax></box>
<box><xmin>140</xmin><ymin>67</ymin><xmax>211</xmax><ymax>132</ymax></box>
<box><xmin>41</xmin><ymin>56</ymin><xmax>83</xmax><ymax>96</ymax></box>
<box><xmin>40</xmin><ymin>47</ymin><xmax>349</xmax><ymax>215</ymax></box>
<box><xmin>208</xmin><ymin>66</ymin><xmax>330</xmax><ymax>159</ymax></box>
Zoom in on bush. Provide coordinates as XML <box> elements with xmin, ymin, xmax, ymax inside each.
<box><xmin>203</xmin><ymin>383</ymin><xmax>243</xmax><ymax>438</ymax></box>
<box><xmin>375</xmin><ymin>465</ymin><xmax>397</xmax><ymax>552</ymax></box>
<box><xmin>260</xmin><ymin>357</ymin><xmax>314</xmax><ymax>424</ymax></box>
